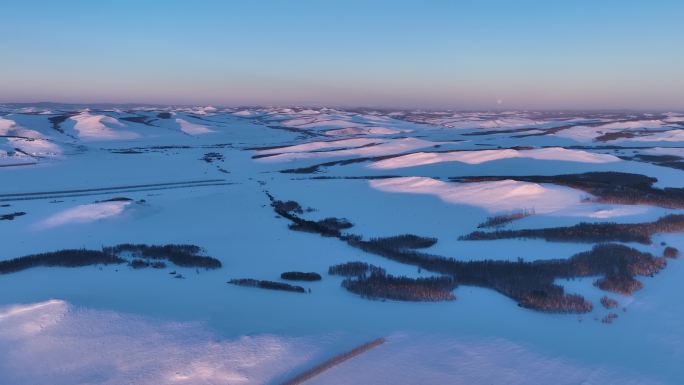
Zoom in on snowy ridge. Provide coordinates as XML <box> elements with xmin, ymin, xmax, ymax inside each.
<box><xmin>71</xmin><ymin>112</ymin><xmax>139</xmax><ymax>141</ymax></box>
<box><xmin>369</xmin><ymin>177</ymin><xmax>587</xmax><ymax>214</ymax></box>
<box><xmin>369</xmin><ymin>147</ymin><xmax>620</xmax><ymax>169</ymax></box>
<box><xmin>35</xmin><ymin>201</ymin><xmax>131</xmax><ymax>229</ymax></box>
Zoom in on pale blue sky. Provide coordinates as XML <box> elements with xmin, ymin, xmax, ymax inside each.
<box><xmin>1</xmin><ymin>0</ymin><xmax>683</xmax><ymax>109</ymax></box>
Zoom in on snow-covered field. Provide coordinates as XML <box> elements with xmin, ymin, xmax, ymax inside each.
<box><xmin>1</xmin><ymin>104</ymin><xmax>684</xmax><ymax>384</ymax></box>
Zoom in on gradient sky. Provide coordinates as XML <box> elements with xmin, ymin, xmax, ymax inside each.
<box><xmin>1</xmin><ymin>0</ymin><xmax>683</xmax><ymax>109</ymax></box>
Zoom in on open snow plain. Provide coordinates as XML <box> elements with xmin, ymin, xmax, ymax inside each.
<box><xmin>1</xmin><ymin>104</ymin><xmax>684</xmax><ymax>384</ymax></box>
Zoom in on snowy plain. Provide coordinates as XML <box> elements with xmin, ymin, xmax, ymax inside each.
<box><xmin>1</xmin><ymin>105</ymin><xmax>684</xmax><ymax>384</ymax></box>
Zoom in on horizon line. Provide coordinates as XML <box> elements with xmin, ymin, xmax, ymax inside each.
<box><xmin>1</xmin><ymin>101</ymin><xmax>682</xmax><ymax>114</ymax></box>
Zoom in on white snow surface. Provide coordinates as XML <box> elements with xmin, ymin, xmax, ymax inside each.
<box><xmin>0</xmin><ymin>300</ymin><xmax>316</xmax><ymax>385</ymax></box>
<box><xmin>307</xmin><ymin>333</ymin><xmax>665</xmax><ymax>385</ymax></box>
<box><xmin>0</xmin><ymin>149</ymin><xmax>34</xmax><ymax>166</ymax></box>
<box><xmin>0</xmin><ymin>117</ymin><xmax>61</xmax><ymax>157</ymax></box>
<box><xmin>2</xmin><ymin>106</ymin><xmax>684</xmax><ymax>384</ymax></box>
<box><xmin>369</xmin><ymin>177</ymin><xmax>587</xmax><ymax>214</ymax></box>
<box><xmin>554</xmin><ymin>119</ymin><xmax>681</xmax><ymax>142</ymax></box>
<box><xmin>35</xmin><ymin>201</ymin><xmax>131</xmax><ymax>229</ymax></box>
<box><xmin>256</xmin><ymin>137</ymin><xmax>441</xmax><ymax>162</ymax></box>
<box><xmin>0</xmin><ymin>300</ymin><xmax>666</xmax><ymax>385</ymax></box>
<box><xmin>176</xmin><ymin>118</ymin><xmax>214</xmax><ymax>135</ymax></box>
<box><xmin>369</xmin><ymin>147</ymin><xmax>620</xmax><ymax>169</ymax></box>
<box><xmin>597</xmin><ymin>120</ymin><xmax>665</xmax><ymax>130</ymax></box>
<box><xmin>70</xmin><ymin>112</ymin><xmax>139</xmax><ymax>141</ymax></box>
<box><xmin>0</xmin><ymin>117</ymin><xmax>17</xmax><ymax>132</ymax></box>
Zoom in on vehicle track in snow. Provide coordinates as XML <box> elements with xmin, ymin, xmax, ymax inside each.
<box><xmin>277</xmin><ymin>337</ymin><xmax>386</xmax><ymax>385</ymax></box>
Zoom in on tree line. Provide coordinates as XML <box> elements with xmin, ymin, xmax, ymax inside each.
<box><xmin>228</xmin><ymin>278</ymin><xmax>306</xmax><ymax>293</ymax></box>
<box><xmin>451</xmin><ymin>171</ymin><xmax>684</xmax><ymax>209</ymax></box>
<box><xmin>460</xmin><ymin>214</ymin><xmax>684</xmax><ymax>244</ymax></box>
<box><xmin>0</xmin><ymin>243</ymin><xmax>221</xmax><ymax>275</ymax></box>
<box><xmin>267</xmin><ymin>193</ymin><xmax>671</xmax><ymax>313</ymax></box>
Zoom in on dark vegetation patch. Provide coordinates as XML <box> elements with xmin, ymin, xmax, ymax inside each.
<box><xmin>595</xmin><ymin>130</ymin><xmax>673</xmax><ymax>142</ymax></box>
<box><xmin>245</xmin><ymin>144</ymin><xmax>294</xmax><ymax>151</ymax></box>
<box><xmin>251</xmin><ymin>152</ymin><xmax>282</xmax><ymax>159</ymax></box>
<box><xmin>477</xmin><ymin>209</ymin><xmax>535</xmax><ymax>228</ymax></box>
<box><xmin>451</xmin><ymin>172</ymin><xmax>684</xmax><ymax>209</ymax></box>
<box><xmin>595</xmin><ymin>131</ymin><xmax>637</xmax><ymax>142</ymax></box>
<box><xmin>600</xmin><ymin>296</ymin><xmax>618</xmax><ymax>309</ymax></box>
<box><xmin>633</xmin><ymin>154</ymin><xmax>683</xmax><ymax>163</ymax></box>
<box><xmin>0</xmin><ymin>244</ymin><xmax>220</xmax><ymax>275</ymax></box>
<box><xmin>95</xmin><ymin>197</ymin><xmax>133</xmax><ymax>202</ymax></box>
<box><xmin>267</xmin><ymin>192</ymin><xmax>353</xmax><ymax>237</ymax></box>
<box><xmin>349</xmin><ymin>239</ymin><xmax>664</xmax><ymax>311</ymax></box>
<box><xmin>227</xmin><ymin>278</ymin><xmax>306</xmax><ymax>293</ymax></box>
<box><xmin>280</xmin><ymin>164</ymin><xmax>321</xmax><ymax>174</ymax></box>
<box><xmin>262</xmin><ymin>141</ymin><xmax>383</xmax><ymax>160</ymax></box>
<box><xmin>110</xmin><ymin>149</ymin><xmax>144</xmax><ymax>154</ymax></box>
<box><xmin>102</xmin><ymin>244</ymin><xmax>221</xmax><ymax>269</ymax></box>
<box><xmin>594</xmin><ymin>275</ymin><xmax>643</xmax><ymax>295</ymax></box>
<box><xmin>460</xmin><ymin>214</ymin><xmax>684</xmax><ymax>244</ymax></box>
<box><xmin>280</xmin><ymin>271</ymin><xmax>322</xmax><ymax>281</ymax></box>
<box><xmin>0</xmin><ymin>249</ymin><xmax>125</xmax><ymax>274</ymax></box>
<box><xmin>120</xmin><ymin>116</ymin><xmax>157</xmax><ymax>126</ymax></box>
<box><xmin>280</xmin><ymin>164</ymin><xmax>324</xmax><ymax>174</ymax></box>
<box><xmin>273</xmin><ymin>200</ymin><xmax>304</xmax><ymax>214</ymax></box>
<box><xmin>48</xmin><ymin>112</ymin><xmax>78</xmax><ymax>134</ymax></box>
<box><xmin>511</xmin><ymin>124</ymin><xmax>590</xmax><ymax>138</ymax></box>
<box><xmin>307</xmin><ymin>175</ymin><xmax>403</xmax><ymax>180</ymax></box>
<box><xmin>364</xmin><ymin>234</ymin><xmax>437</xmax><ymax>249</ymax></box>
<box><xmin>657</xmin><ymin>162</ymin><xmax>684</xmax><ymax>171</ymax></box>
<box><xmin>278</xmin><ymin>153</ymin><xmax>399</xmax><ymax>174</ymax></box>
<box><xmin>200</xmin><ymin>152</ymin><xmax>228</xmax><ymax>173</ymax></box>
<box><xmin>342</xmin><ymin>272</ymin><xmax>457</xmax><ymax>301</ymax></box>
<box><xmin>0</xmin><ymin>211</ymin><xmax>26</xmax><ymax>220</ymax></box>
<box><xmin>664</xmin><ymin>246</ymin><xmax>680</xmax><ymax>258</ymax></box>
<box><xmin>620</xmin><ymin>153</ymin><xmax>684</xmax><ymax>171</ymax></box>
<box><xmin>130</xmin><ymin>259</ymin><xmax>166</xmax><ymax>269</ymax></box>
<box><xmin>328</xmin><ymin>261</ymin><xmax>386</xmax><ymax>277</ymax></box>
<box><xmin>267</xmin><ymin>194</ymin><xmax>671</xmax><ymax>313</ymax></box>
<box><xmin>201</xmin><ymin>152</ymin><xmax>224</xmax><ymax>163</ymax></box>
<box><xmin>601</xmin><ymin>312</ymin><xmax>619</xmax><ymax>324</ymax></box>
<box><xmin>107</xmin><ymin>145</ymin><xmax>191</xmax><ymax>155</ymax></box>
<box><xmin>287</xmin><ymin>216</ymin><xmax>353</xmax><ymax>236</ymax></box>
